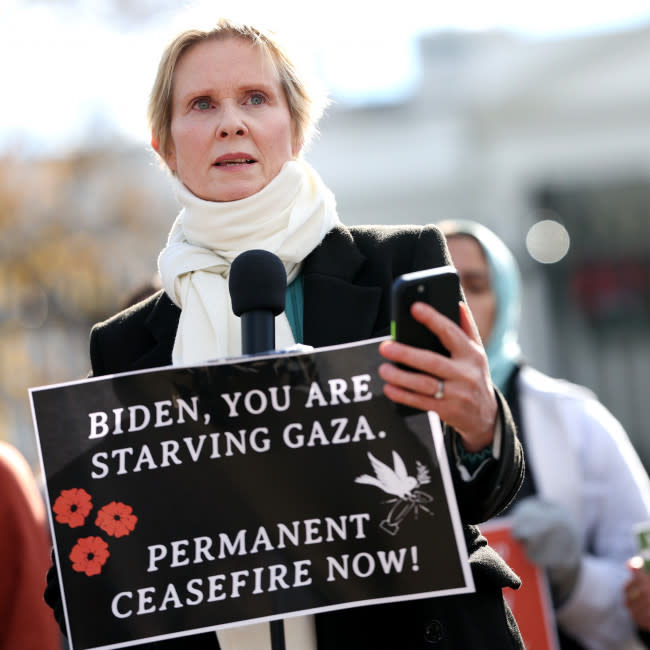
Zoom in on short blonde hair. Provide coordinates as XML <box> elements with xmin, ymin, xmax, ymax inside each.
<box><xmin>147</xmin><ymin>18</ymin><xmax>325</xmax><ymax>162</ymax></box>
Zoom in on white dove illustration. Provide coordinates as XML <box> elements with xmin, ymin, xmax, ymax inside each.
<box><xmin>355</xmin><ymin>450</ymin><xmax>418</xmax><ymax>499</ymax></box>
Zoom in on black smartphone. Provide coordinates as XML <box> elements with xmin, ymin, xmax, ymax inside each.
<box><xmin>390</xmin><ymin>265</ymin><xmax>461</xmax><ymax>357</ymax></box>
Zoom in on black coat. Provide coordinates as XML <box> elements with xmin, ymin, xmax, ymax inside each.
<box><xmin>47</xmin><ymin>224</ymin><xmax>525</xmax><ymax>649</ymax></box>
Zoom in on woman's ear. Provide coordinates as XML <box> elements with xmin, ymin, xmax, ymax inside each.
<box><xmin>151</xmin><ymin>133</ymin><xmax>177</xmax><ymax>172</ymax></box>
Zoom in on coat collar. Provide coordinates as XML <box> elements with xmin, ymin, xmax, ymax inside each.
<box><xmin>132</xmin><ymin>291</ymin><xmax>179</xmax><ymax>370</ymax></box>
<box><xmin>301</xmin><ymin>225</ymin><xmax>382</xmax><ymax>348</ymax></box>
<box><xmin>141</xmin><ymin>225</ymin><xmax>383</xmax><ymax>362</ymax></box>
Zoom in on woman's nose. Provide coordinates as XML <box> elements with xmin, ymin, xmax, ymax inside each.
<box><xmin>218</xmin><ymin>104</ymin><xmax>247</xmax><ymax>138</ymax></box>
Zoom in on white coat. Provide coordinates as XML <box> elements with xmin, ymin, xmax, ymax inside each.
<box><xmin>518</xmin><ymin>365</ymin><xmax>650</xmax><ymax>650</ymax></box>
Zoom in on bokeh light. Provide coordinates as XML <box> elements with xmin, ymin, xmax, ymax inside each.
<box><xmin>525</xmin><ymin>218</ymin><xmax>571</xmax><ymax>264</ymax></box>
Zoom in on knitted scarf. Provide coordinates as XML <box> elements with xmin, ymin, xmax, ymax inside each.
<box><xmin>158</xmin><ymin>159</ymin><xmax>340</xmax><ymax>365</ymax></box>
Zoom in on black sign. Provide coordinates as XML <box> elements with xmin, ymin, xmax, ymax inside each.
<box><xmin>30</xmin><ymin>338</ymin><xmax>473</xmax><ymax>650</ymax></box>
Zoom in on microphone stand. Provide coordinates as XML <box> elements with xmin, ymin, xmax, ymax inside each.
<box><xmin>242</xmin><ymin>318</ymin><xmax>286</xmax><ymax>650</ymax></box>
<box><xmin>240</xmin><ymin>319</ymin><xmax>286</xmax><ymax>650</ymax></box>
<box><xmin>239</xmin><ymin>311</ymin><xmax>286</xmax><ymax>650</ymax></box>
<box><xmin>230</xmin><ymin>250</ymin><xmax>287</xmax><ymax>650</ymax></box>
<box><xmin>270</xmin><ymin>618</ymin><xmax>286</xmax><ymax>650</ymax></box>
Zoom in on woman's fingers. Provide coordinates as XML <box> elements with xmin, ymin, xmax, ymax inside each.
<box><xmin>378</xmin><ymin>338</ymin><xmax>453</xmax><ymax>378</ymax></box>
<box><xmin>378</xmin><ymin>301</ymin><xmax>497</xmax><ymax>451</ymax></box>
<box><xmin>408</xmin><ymin>302</ymin><xmax>466</xmax><ymax>357</ymax></box>
<box><xmin>378</xmin><ymin>358</ymin><xmax>444</xmax><ymax>400</ymax></box>
<box><xmin>458</xmin><ymin>301</ymin><xmax>482</xmax><ymax>345</ymax></box>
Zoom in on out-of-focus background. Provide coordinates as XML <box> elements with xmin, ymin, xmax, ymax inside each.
<box><xmin>2</xmin><ymin>0</ymin><xmax>650</xmax><ymax>475</ymax></box>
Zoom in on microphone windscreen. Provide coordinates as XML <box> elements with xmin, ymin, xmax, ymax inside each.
<box><xmin>229</xmin><ymin>250</ymin><xmax>287</xmax><ymax>316</ymax></box>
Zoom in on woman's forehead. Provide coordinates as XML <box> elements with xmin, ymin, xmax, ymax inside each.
<box><xmin>448</xmin><ymin>235</ymin><xmax>489</xmax><ymax>270</ymax></box>
<box><xmin>174</xmin><ymin>37</ymin><xmax>279</xmax><ymax>90</ymax></box>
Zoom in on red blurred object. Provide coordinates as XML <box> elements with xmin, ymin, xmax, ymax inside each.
<box><xmin>570</xmin><ymin>260</ymin><xmax>650</xmax><ymax>324</ymax></box>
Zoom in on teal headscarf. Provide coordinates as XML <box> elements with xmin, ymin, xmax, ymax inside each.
<box><xmin>439</xmin><ymin>220</ymin><xmax>522</xmax><ymax>392</ymax></box>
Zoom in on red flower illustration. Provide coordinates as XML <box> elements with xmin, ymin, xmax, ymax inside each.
<box><xmin>52</xmin><ymin>488</ymin><xmax>93</xmax><ymax>528</ymax></box>
<box><xmin>95</xmin><ymin>501</ymin><xmax>138</xmax><ymax>538</ymax></box>
<box><xmin>69</xmin><ymin>536</ymin><xmax>110</xmax><ymax>576</ymax></box>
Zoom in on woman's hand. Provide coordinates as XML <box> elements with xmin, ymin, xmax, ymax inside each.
<box><xmin>378</xmin><ymin>301</ymin><xmax>497</xmax><ymax>452</ymax></box>
<box><xmin>625</xmin><ymin>557</ymin><xmax>650</xmax><ymax>631</ymax></box>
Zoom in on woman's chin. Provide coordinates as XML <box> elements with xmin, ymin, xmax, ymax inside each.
<box><xmin>192</xmin><ymin>179</ymin><xmax>265</xmax><ymax>203</ymax></box>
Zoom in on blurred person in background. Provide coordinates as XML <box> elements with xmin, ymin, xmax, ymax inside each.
<box><xmin>0</xmin><ymin>440</ymin><xmax>62</xmax><ymax>650</ymax></box>
<box><xmin>439</xmin><ymin>219</ymin><xmax>650</xmax><ymax>650</ymax></box>
<box><xmin>44</xmin><ymin>17</ymin><xmax>527</xmax><ymax>650</ymax></box>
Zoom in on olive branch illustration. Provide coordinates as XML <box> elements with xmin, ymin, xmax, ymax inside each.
<box><xmin>355</xmin><ymin>450</ymin><xmax>434</xmax><ymax>535</ymax></box>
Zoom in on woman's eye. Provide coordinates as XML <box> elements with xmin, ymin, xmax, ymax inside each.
<box><xmin>466</xmin><ymin>282</ymin><xmax>490</xmax><ymax>296</ymax></box>
<box><xmin>247</xmin><ymin>93</ymin><xmax>265</xmax><ymax>106</ymax></box>
<box><xmin>193</xmin><ymin>98</ymin><xmax>212</xmax><ymax>110</ymax></box>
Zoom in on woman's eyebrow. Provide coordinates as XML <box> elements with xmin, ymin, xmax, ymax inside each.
<box><xmin>178</xmin><ymin>80</ymin><xmax>278</xmax><ymax>99</ymax></box>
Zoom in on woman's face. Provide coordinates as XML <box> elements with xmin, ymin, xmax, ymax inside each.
<box><xmin>446</xmin><ymin>235</ymin><xmax>497</xmax><ymax>346</ymax></box>
<box><xmin>164</xmin><ymin>37</ymin><xmax>300</xmax><ymax>202</ymax></box>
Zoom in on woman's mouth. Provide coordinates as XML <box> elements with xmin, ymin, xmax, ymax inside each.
<box><xmin>213</xmin><ymin>157</ymin><xmax>256</xmax><ymax>167</ymax></box>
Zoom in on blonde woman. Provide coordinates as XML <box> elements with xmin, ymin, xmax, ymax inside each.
<box><xmin>45</xmin><ymin>19</ymin><xmax>525</xmax><ymax>650</ymax></box>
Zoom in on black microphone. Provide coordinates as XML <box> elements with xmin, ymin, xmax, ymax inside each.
<box><xmin>229</xmin><ymin>249</ymin><xmax>287</xmax><ymax>355</ymax></box>
<box><xmin>229</xmin><ymin>250</ymin><xmax>288</xmax><ymax>650</ymax></box>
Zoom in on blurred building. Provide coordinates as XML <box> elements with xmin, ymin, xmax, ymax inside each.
<box><xmin>2</xmin><ymin>22</ymin><xmax>649</xmax><ymax>469</ymax></box>
<box><xmin>307</xmin><ymin>23</ymin><xmax>650</xmax><ymax>464</ymax></box>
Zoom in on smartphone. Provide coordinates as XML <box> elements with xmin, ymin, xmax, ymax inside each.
<box><xmin>390</xmin><ymin>265</ymin><xmax>461</xmax><ymax>357</ymax></box>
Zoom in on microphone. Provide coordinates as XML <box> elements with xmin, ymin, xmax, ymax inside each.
<box><xmin>229</xmin><ymin>249</ymin><xmax>288</xmax><ymax>650</ymax></box>
<box><xmin>229</xmin><ymin>250</ymin><xmax>287</xmax><ymax>355</ymax></box>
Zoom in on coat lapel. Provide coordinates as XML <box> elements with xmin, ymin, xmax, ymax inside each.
<box><xmin>302</xmin><ymin>226</ymin><xmax>383</xmax><ymax>348</ymax></box>
<box><xmin>132</xmin><ymin>291</ymin><xmax>180</xmax><ymax>370</ymax></box>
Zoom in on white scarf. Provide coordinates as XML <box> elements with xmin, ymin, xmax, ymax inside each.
<box><xmin>158</xmin><ymin>159</ymin><xmax>340</xmax><ymax>366</ymax></box>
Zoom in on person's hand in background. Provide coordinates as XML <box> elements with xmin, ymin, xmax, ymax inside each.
<box><xmin>625</xmin><ymin>556</ymin><xmax>650</xmax><ymax>631</ymax></box>
<box><xmin>511</xmin><ymin>497</ymin><xmax>582</xmax><ymax>605</ymax></box>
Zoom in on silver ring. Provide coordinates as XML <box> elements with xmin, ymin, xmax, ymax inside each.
<box><xmin>434</xmin><ymin>379</ymin><xmax>444</xmax><ymax>400</ymax></box>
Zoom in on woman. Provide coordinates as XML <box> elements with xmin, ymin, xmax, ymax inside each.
<box><xmin>440</xmin><ymin>219</ymin><xmax>650</xmax><ymax>650</ymax></box>
<box><xmin>45</xmin><ymin>20</ymin><xmax>524</xmax><ymax>649</ymax></box>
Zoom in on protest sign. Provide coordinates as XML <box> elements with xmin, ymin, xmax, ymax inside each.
<box><xmin>31</xmin><ymin>338</ymin><xmax>473</xmax><ymax>650</ymax></box>
<box><xmin>481</xmin><ymin>519</ymin><xmax>559</xmax><ymax>650</ymax></box>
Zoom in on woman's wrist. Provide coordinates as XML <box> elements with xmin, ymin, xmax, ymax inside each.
<box><xmin>456</xmin><ymin>409</ymin><xmax>497</xmax><ymax>453</ymax></box>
